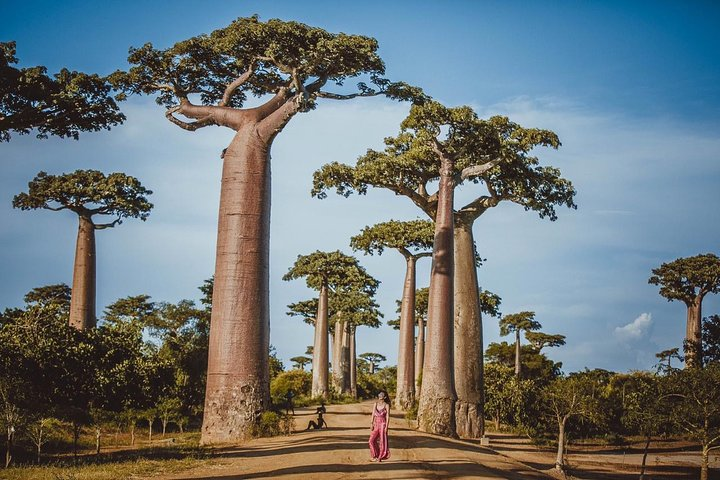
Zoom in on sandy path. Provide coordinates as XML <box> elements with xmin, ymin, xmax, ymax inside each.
<box><xmin>156</xmin><ymin>401</ymin><xmax>552</xmax><ymax>480</ymax></box>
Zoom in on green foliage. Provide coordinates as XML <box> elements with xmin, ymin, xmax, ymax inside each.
<box><xmin>270</xmin><ymin>370</ymin><xmax>311</xmax><ymax>400</ymax></box>
<box><xmin>112</xmin><ymin>16</ymin><xmax>420</xmax><ymax>114</ymax></box>
<box><xmin>269</xmin><ymin>346</ymin><xmax>284</xmax><ymax>380</ymax></box>
<box><xmin>312</xmin><ymin>101</ymin><xmax>575</xmax><ymax>223</ymax></box>
<box><xmin>483</xmin><ymin>363</ymin><xmax>539</xmax><ymax>431</ymax></box>
<box><xmin>0</xmin><ymin>41</ymin><xmax>125</xmax><ymax>142</ymax></box>
<box><xmin>649</xmin><ymin>253</ymin><xmax>720</xmax><ymax>305</ymax></box>
<box><xmin>356</xmin><ymin>365</ymin><xmax>396</xmax><ymax>399</ymax></box>
<box><xmin>13</xmin><ymin>170</ymin><xmax>153</xmax><ymax>227</ymax></box>
<box><xmin>253</xmin><ymin>411</ymin><xmax>293</xmax><ymax>438</ymax></box>
<box><xmin>485</xmin><ymin>342</ymin><xmax>561</xmax><ymax>382</ymax></box>
<box><xmin>499</xmin><ymin>311</ymin><xmax>541</xmax><ymax>337</ymax></box>
<box><xmin>703</xmin><ymin>314</ymin><xmax>720</xmax><ymax>365</ymax></box>
<box><xmin>524</xmin><ymin>331</ymin><xmax>566</xmax><ymax>350</ymax></box>
<box><xmin>350</xmin><ymin>219</ymin><xmax>434</xmax><ymax>256</ymax></box>
<box><xmin>283</xmin><ymin>250</ymin><xmax>379</xmax><ymax>294</ymax></box>
<box><xmin>289</xmin><ymin>356</ymin><xmax>311</xmax><ymax>370</ymax></box>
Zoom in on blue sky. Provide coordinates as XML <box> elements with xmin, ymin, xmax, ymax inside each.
<box><xmin>2</xmin><ymin>1</ymin><xmax>719</xmax><ymax>373</ymax></box>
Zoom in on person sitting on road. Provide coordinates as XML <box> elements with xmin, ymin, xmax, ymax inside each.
<box><xmin>306</xmin><ymin>411</ymin><xmax>328</xmax><ymax>430</ymax></box>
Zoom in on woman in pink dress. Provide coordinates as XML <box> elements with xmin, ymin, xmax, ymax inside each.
<box><xmin>368</xmin><ymin>390</ymin><xmax>390</xmax><ymax>462</ymax></box>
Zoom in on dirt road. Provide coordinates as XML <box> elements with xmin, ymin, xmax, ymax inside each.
<box><xmin>158</xmin><ymin>401</ymin><xmax>552</xmax><ymax>479</ymax></box>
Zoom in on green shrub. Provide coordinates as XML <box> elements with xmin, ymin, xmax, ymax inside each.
<box><xmin>253</xmin><ymin>411</ymin><xmax>293</xmax><ymax>438</ymax></box>
<box><xmin>405</xmin><ymin>400</ymin><xmax>418</xmax><ymax>421</ymax></box>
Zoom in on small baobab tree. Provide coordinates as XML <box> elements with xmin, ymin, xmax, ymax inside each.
<box><xmin>13</xmin><ymin>170</ymin><xmax>153</xmax><ymax>329</ymax></box>
<box><xmin>290</xmin><ymin>356</ymin><xmax>311</xmax><ymax>371</ymax></box>
<box><xmin>499</xmin><ymin>311</ymin><xmax>541</xmax><ymax>377</ymax></box>
<box><xmin>649</xmin><ymin>253</ymin><xmax>720</xmax><ymax>367</ymax></box>
<box><xmin>112</xmin><ymin>15</ymin><xmax>418</xmax><ymax>444</ymax></box>
<box><xmin>359</xmin><ymin>353</ymin><xmax>387</xmax><ymax>375</ymax></box>
<box><xmin>284</xmin><ymin>251</ymin><xmax>379</xmax><ymax>399</ymax></box>
<box><xmin>351</xmin><ymin>219</ymin><xmax>434</xmax><ymax>410</ymax></box>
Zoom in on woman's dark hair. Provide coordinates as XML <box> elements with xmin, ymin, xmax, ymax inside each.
<box><xmin>380</xmin><ymin>390</ymin><xmax>391</xmax><ymax>406</ymax></box>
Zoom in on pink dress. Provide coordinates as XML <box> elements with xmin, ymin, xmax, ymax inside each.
<box><xmin>368</xmin><ymin>403</ymin><xmax>390</xmax><ymax>461</ymax></box>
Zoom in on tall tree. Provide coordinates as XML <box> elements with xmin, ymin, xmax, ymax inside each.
<box><xmin>13</xmin><ymin>170</ymin><xmax>153</xmax><ymax>329</ymax></box>
<box><xmin>290</xmin><ymin>356</ymin><xmax>311</xmax><ymax>370</ymax></box>
<box><xmin>359</xmin><ymin>353</ymin><xmax>386</xmax><ymax>375</ymax></box>
<box><xmin>283</xmin><ymin>251</ymin><xmax>379</xmax><ymax>399</ymax></box>
<box><xmin>649</xmin><ymin>253</ymin><xmax>720</xmax><ymax>367</ymax></box>
<box><xmin>0</xmin><ymin>41</ymin><xmax>125</xmax><ymax>142</ymax></box>
<box><xmin>313</xmin><ymin>102</ymin><xmax>574</xmax><ymax>437</ymax></box>
<box><xmin>499</xmin><ymin>311</ymin><xmax>541</xmax><ymax>377</ymax></box>
<box><xmin>351</xmin><ymin>219</ymin><xmax>434</xmax><ymax>410</ymax></box>
<box><xmin>112</xmin><ymin>16</ymin><xmax>417</xmax><ymax>444</ymax></box>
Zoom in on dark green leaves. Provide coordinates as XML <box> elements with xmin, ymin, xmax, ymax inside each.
<box><xmin>13</xmin><ymin>170</ymin><xmax>153</xmax><ymax>225</ymax></box>
<box><xmin>649</xmin><ymin>253</ymin><xmax>720</xmax><ymax>304</ymax></box>
<box><xmin>351</xmin><ymin>219</ymin><xmax>434</xmax><ymax>255</ymax></box>
<box><xmin>1</xmin><ymin>41</ymin><xmax>125</xmax><ymax>142</ymax></box>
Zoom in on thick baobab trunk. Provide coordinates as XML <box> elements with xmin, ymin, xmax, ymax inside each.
<box><xmin>340</xmin><ymin>322</ymin><xmax>352</xmax><ymax>395</ymax></box>
<box><xmin>312</xmin><ymin>284</ymin><xmax>330</xmax><ymax>399</ymax></box>
<box><xmin>69</xmin><ymin>215</ymin><xmax>96</xmax><ymax>329</ymax></box>
<box><xmin>396</xmin><ymin>256</ymin><xmax>417</xmax><ymax>410</ymax></box>
<box><xmin>685</xmin><ymin>298</ymin><xmax>703</xmax><ymax>368</ymax></box>
<box><xmin>418</xmin><ymin>153</ymin><xmax>457</xmax><ymax>437</ymax></box>
<box><xmin>453</xmin><ymin>220</ymin><xmax>484</xmax><ymax>438</ymax></box>
<box><xmin>350</xmin><ymin>327</ymin><xmax>357</xmax><ymax>398</ymax></box>
<box><xmin>332</xmin><ymin>319</ymin><xmax>348</xmax><ymax>395</ymax></box>
<box><xmin>201</xmin><ymin>128</ymin><xmax>271</xmax><ymax>444</ymax></box>
<box><xmin>415</xmin><ymin>314</ymin><xmax>425</xmax><ymax>393</ymax></box>
<box><xmin>555</xmin><ymin>416</ymin><xmax>567</xmax><ymax>470</ymax></box>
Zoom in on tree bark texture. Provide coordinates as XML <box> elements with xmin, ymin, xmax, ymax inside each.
<box><xmin>312</xmin><ymin>284</ymin><xmax>330</xmax><ymax>399</ymax></box>
<box><xmin>417</xmin><ymin>153</ymin><xmax>457</xmax><ymax>437</ymax></box>
<box><xmin>453</xmin><ymin>220</ymin><xmax>484</xmax><ymax>438</ymax></box>
<box><xmin>396</xmin><ymin>256</ymin><xmax>417</xmax><ymax>410</ymax></box>
<box><xmin>201</xmin><ymin>128</ymin><xmax>271</xmax><ymax>444</ymax></box>
<box><xmin>685</xmin><ymin>298</ymin><xmax>703</xmax><ymax>368</ymax></box>
<box><xmin>350</xmin><ymin>327</ymin><xmax>357</xmax><ymax>398</ymax></box>
<box><xmin>701</xmin><ymin>445</ymin><xmax>709</xmax><ymax>480</ymax></box>
<box><xmin>69</xmin><ymin>215</ymin><xmax>96</xmax><ymax>329</ymax></box>
<box><xmin>416</xmin><ymin>314</ymin><xmax>425</xmax><ymax>394</ymax></box>
<box><xmin>332</xmin><ymin>319</ymin><xmax>351</xmax><ymax>395</ymax></box>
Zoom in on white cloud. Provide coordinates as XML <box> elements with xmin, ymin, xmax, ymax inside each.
<box><xmin>614</xmin><ymin>313</ymin><xmax>653</xmax><ymax>342</ymax></box>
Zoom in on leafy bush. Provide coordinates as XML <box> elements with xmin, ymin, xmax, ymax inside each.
<box><xmin>253</xmin><ymin>411</ymin><xmax>293</xmax><ymax>437</ymax></box>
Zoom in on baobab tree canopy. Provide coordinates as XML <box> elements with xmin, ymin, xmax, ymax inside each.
<box><xmin>283</xmin><ymin>250</ymin><xmax>379</xmax><ymax>294</ymax></box>
<box><xmin>500</xmin><ymin>311</ymin><xmax>541</xmax><ymax>337</ymax></box>
<box><xmin>350</xmin><ymin>219</ymin><xmax>435</xmax><ymax>256</ymax></box>
<box><xmin>0</xmin><ymin>41</ymin><xmax>125</xmax><ymax>142</ymax></box>
<box><xmin>12</xmin><ymin>170</ymin><xmax>153</xmax><ymax>225</ymax></box>
<box><xmin>649</xmin><ymin>253</ymin><xmax>720</xmax><ymax>304</ymax></box>
<box><xmin>112</xmin><ymin>15</ymin><xmax>422</xmax><ymax>128</ymax></box>
<box><xmin>312</xmin><ymin>101</ymin><xmax>576</xmax><ymax>221</ymax></box>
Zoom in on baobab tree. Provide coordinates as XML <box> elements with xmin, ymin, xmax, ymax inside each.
<box><xmin>649</xmin><ymin>253</ymin><xmax>720</xmax><ymax>368</ymax></box>
<box><xmin>284</xmin><ymin>250</ymin><xmax>379</xmax><ymax>399</ymax></box>
<box><xmin>0</xmin><ymin>41</ymin><xmax>125</xmax><ymax>142</ymax></box>
<box><xmin>351</xmin><ymin>219</ymin><xmax>434</xmax><ymax>410</ymax></box>
<box><xmin>359</xmin><ymin>353</ymin><xmax>386</xmax><ymax>374</ymax></box>
<box><xmin>112</xmin><ymin>16</ymin><xmax>418</xmax><ymax>444</ymax></box>
<box><xmin>290</xmin><ymin>356</ymin><xmax>311</xmax><ymax>370</ymax></box>
<box><xmin>499</xmin><ymin>311</ymin><xmax>541</xmax><ymax>377</ymax></box>
<box><xmin>13</xmin><ymin>170</ymin><xmax>153</xmax><ymax>329</ymax></box>
<box><xmin>289</xmin><ymin>287</ymin><xmax>381</xmax><ymax>396</ymax></box>
<box><xmin>389</xmin><ymin>287</ymin><xmax>430</xmax><ymax>393</ymax></box>
<box><xmin>655</xmin><ymin>347</ymin><xmax>682</xmax><ymax>373</ymax></box>
<box><xmin>314</xmin><ymin>102</ymin><xmax>574</xmax><ymax>437</ymax></box>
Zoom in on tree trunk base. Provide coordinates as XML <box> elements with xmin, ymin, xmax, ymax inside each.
<box><xmin>201</xmin><ymin>379</ymin><xmax>266</xmax><ymax>444</ymax></box>
<box><xmin>396</xmin><ymin>389</ymin><xmax>415</xmax><ymax>411</ymax></box>
<box><xmin>418</xmin><ymin>395</ymin><xmax>457</xmax><ymax>437</ymax></box>
<box><xmin>455</xmin><ymin>400</ymin><xmax>483</xmax><ymax>438</ymax></box>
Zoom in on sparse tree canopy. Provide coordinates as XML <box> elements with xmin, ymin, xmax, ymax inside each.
<box><xmin>0</xmin><ymin>41</ymin><xmax>125</xmax><ymax>142</ymax></box>
<box><xmin>500</xmin><ymin>311</ymin><xmax>541</xmax><ymax>337</ymax></box>
<box><xmin>350</xmin><ymin>219</ymin><xmax>434</xmax><ymax>256</ymax></box>
<box><xmin>13</xmin><ymin>170</ymin><xmax>153</xmax><ymax>227</ymax></box>
<box><xmin>283</xmin><ymin>250</ymin><xmax>379</xmax><ymax>294</ymax></box>
<box><xmin>525</xmin><ymin>331</ymin><xmax>566</xmax><ymax>351</ymax></box>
